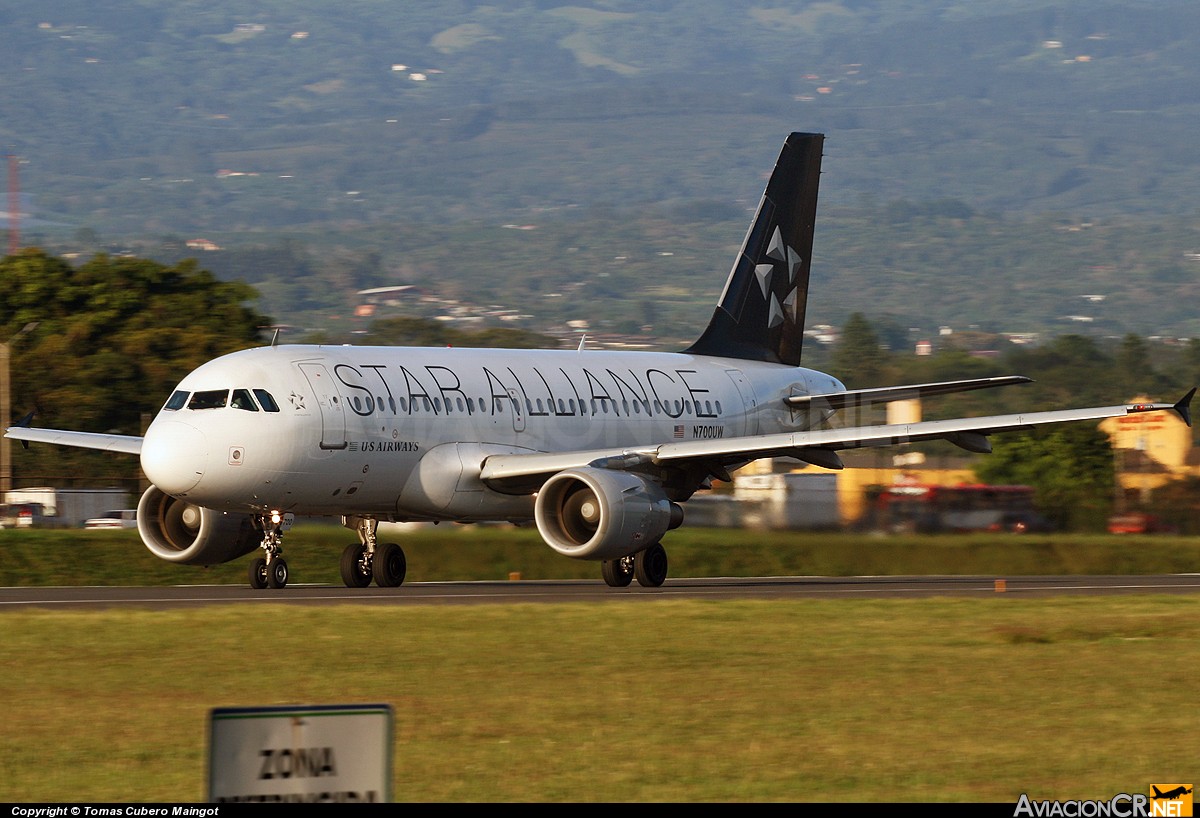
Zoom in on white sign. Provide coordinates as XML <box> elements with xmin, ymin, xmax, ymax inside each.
<box><xmin>208</xmin><ymin>704</ymin><xmax>393</xmax><ymax>803</ymax></box>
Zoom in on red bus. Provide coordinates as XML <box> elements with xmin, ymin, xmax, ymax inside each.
<box><xmin>869</xmin><ymin>483</ymin><xmax>1050</xmax><ymax>534</ymax></box>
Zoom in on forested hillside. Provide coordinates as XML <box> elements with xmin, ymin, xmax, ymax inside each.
<box><xmin>3</xmin><ymin>1</ymin><xmax>1200</xmax><ymax>341</ymax></box>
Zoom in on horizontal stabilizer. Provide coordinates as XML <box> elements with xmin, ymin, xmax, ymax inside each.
<box><xmin>785</xmin><ymin>376</ymin><xmax>1032</xmax><ymax>412</ymax></box>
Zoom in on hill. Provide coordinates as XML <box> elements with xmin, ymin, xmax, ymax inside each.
<box><xmin>4</xmin><ymin>1</ymin><xmax>1200</xmax><ymax>340</ymax></box>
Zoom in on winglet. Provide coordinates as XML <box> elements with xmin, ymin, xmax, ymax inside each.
<box><xmin>12</xmin><ymin>410</ymin><xmax>35</xmax><ymax>449</ymax></box>
<box><xmin>1174</xmin><ymin>387</ymin><xmax>1195</xmax><ymax>427</ymax></box>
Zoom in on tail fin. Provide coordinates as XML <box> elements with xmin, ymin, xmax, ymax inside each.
<box><xmin>684</xmin><ymin>132</ymin><xmax>823</xmax><ymax>366</ymax></box>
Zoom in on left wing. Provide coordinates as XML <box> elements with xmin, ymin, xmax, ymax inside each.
<box><xmin>480</xmin><ymin>391</ymin><xmax>1194</xmax><ymax>491</ymax></box>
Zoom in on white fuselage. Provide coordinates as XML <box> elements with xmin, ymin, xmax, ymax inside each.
<box><xmin>139</xmin><ymin>344</ymin><xmax>844</xmax><ymax>521</ymax></box>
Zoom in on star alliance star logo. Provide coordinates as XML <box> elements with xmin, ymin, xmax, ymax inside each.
<box><xmin>756</xmin><ymin>224</ymin><xmax>803</xmax><ymax>330</ymax></box>
<box><xmin>289</xmin><ymin>392</ymin><xmax>305</xmax><ymax>410</ymax></box>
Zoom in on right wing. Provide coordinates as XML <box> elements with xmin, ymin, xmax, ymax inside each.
<box><xmin>4</xmin><ymin>427</ymin><xmax>143</xmax><ymax>455</ymax></box>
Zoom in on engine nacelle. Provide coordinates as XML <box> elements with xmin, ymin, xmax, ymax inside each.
<box><xmin>136</xmin><ymin>485</ymin><xmax>261</xmax><ymax>566</ymax></box>
<box><xmin>534</xmin><ymin>468</ymin><xmax>683</xmax><ymax>561</ymax></box>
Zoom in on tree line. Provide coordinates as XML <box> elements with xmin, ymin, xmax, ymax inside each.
<box><xmin>3</xmin><ymin>252</ymin><xmax>1197</xmax><ymax>530</ymax></box>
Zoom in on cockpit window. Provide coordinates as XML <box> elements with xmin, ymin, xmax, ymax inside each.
<box><xmin>230</xmin><ymin>389</ymin><xmax>259</xmax><ymax>411</ymax></box>
<box><xmin>254</xmin><ymin>389</ymin><xmax>281</xmax><ymax>413</ymax></box>
<box><xmin>164</xmin><ymin>390</ymin><xmax>188</xmax><ymax>411</ymax></box>
<box><xmin>188</xmin><ymin>390</ymin><xmax>228</xmax><ymax>410</ymax></box>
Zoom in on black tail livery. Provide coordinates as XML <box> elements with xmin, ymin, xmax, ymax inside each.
<box><xmin>685</xmin><ymin>132</ymin><xmax>823</xmax><ymax>366</ymax></box>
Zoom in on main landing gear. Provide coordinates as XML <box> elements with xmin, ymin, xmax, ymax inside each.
<box><xmin>248</xmin><ymin>513</ymin><xmax>289</xmax><ymax>590</ymax></box>
<box><xmin>601</xmin><ymin>541</ymin><xmax>668</xmax><ymax>588</ymax></box>
<box><xmin>339</xmin><ymin>516</ymin><xmax>406</xmax><ymax>588</ymax></box>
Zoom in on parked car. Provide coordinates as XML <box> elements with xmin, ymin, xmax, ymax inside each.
<box><xmin>83</xmin><ymin>509</ymin><xmax>138</xmax><ymax>529</ymax></box>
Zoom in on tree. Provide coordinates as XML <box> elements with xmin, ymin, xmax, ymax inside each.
<box><xmin>1115</xmin><ymin>333</ymin><xmax>1164</xmax><ymax>398</ymax></box>
<box><xmin>0</xmin><ymin>249</ymin><xmax>271</xmax><ymax>484</ymax></box>
<box><xmin>974</xmin><ymin>423</ymin><xmax>1115</xmax><ymax>531</ymax></box>
<box><xmin>832</xmin><ymin>312</ymin><xmax>890</xmax><ymax>388</ymax></box>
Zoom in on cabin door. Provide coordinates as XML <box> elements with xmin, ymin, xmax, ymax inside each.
<box><xmin>298</xmin><ymin>362</ymin><xmax>347</xmax><ymax>450</ymax></box>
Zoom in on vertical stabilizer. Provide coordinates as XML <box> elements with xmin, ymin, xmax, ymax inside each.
<box><xmin>684</xmin><ymin>132</ymin><xmax>823</xmax><ymax>366</ymax></box>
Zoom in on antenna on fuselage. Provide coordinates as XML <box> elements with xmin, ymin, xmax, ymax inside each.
<box><xmin>270</xmin><ymin>328</ymin><xmax>280</xmax><ymax>347</ymax></box>
<box><xmin>577</xmin><ymin>335</ymin><xmax>587</xmax><ymax>352</ymax></box>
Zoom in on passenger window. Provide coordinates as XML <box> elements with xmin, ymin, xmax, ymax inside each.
<box><xmin>189</xmin><ymin>390</ymin><xmax>228</xmax><ymax>410</ymax></box>
<box><xmin>231</xmin><ymin>389</ymin><xmax>259</xmax><ymax>411</ymax></box>
<box><xmin>253</xmin><ymin>390</ymin><xmax>281</xmax><ymax>413</ymax></box>
<box><xmin>164</xmin><ymin>391</ymin><xmax>188</xmax><ymax>411</ymax></box>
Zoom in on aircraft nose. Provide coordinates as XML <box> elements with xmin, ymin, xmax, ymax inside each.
<box><xmin>140</xmin><ymin>420</ymin><xmax>207</xmax><ymax>494</ymax></box>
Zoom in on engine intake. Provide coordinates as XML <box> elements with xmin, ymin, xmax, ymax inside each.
<box><xmin>534</xmin><ymin>468</ymin><xmax>682</xmax><ymax>561</ymax></box>
<box><xmin>136</xmin><ymin>485</ymin><xmax>261</xmax><ymax>565</ymax></box>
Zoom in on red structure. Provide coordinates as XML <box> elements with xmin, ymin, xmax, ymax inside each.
<box><xmin>870</xmin><ymin>483</ymin><xmax>1048</xmax><ymax>533</ymax></box>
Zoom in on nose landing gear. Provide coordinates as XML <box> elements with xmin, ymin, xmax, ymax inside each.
<box><xmin>247</xmin><ymin>512</ymin><xmax>289</xmax><ymax>589</ymax></box>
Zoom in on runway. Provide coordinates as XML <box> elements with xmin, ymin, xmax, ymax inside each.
<box><xmin>3</xmin><ymin>574</ymin><xmax>1200</xmax><ymax>610</ymax></box>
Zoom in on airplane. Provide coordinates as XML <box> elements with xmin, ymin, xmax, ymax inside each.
<box><xmin>1152</xmin><ymin>786</ymin><xmax>1193</xmax><ymax>800</ymax></box>
<box><xmin>5</xmin><ymin>132</ymin><xmax>1194</xmax><ymax>590</ymax></box>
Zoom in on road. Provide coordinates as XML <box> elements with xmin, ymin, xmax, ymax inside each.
<box><xmin>3</xmin><ymin>574</ymin><xmax>1200</xmax><ymax>610</ymax></box>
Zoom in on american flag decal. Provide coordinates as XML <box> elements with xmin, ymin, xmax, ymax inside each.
<box><xmin>673</xmin><ymin>424</ymin><xmax>684</xmax><ymax>439</ymax></box>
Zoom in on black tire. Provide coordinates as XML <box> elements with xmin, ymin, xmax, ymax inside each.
<box><xmin>340</xmin><ymin>543</ymin><xmax>372</xmax><ymax>588</ymax></box>
<box><xmin>248</xmin><ymin>557</ymin><xmax>268</xmax><ymax>589</ymax></box>
<box><xmin>372</xmin><ymin>542</ymin><xmax>406</xmax><ymax>587</ymax></box>
<box><xmin>267</xmin><ymin>558</ymin><xmax>289</xmax><ymax>589</ymax></box>
<box><xmin>634</xmin><ymin>543</ymin><xmax>668</xmax><ymax>588</ymax></box>
<box><xmin>602</xmin><ymin>558</ymin><xmax>634</xmax><ymax>587</ymax></box>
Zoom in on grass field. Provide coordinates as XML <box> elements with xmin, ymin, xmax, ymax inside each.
<box><xmin>3</xmin><ymin>524</ymin><xmax>1200</xmax><ymax>586</ymax></box>
<box><xmin>2</xmin><ymin>526</ymin><xmax>1197</xmax><ymax>803</ymax></box>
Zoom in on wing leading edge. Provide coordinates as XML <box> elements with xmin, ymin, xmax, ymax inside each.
<box><xmin>480</xmin><ymin>392</ymin><xmax>1194</xmax><ymax>491</ymax></box>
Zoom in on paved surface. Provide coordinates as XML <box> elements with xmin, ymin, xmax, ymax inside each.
<box><xmin>3</xmin><ymin>574</ymin><xmax>1200</xmax><ymax>610</ymax></box>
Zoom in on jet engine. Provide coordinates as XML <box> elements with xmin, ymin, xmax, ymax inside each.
<box><xmin>136</xmin><ymin>485</ymin><xmax>261</xmax><ymax>566</ymax></box>
<box><xmin>534</xmin><ymin>468</ymin><xmax>683</xmax><ymax>561</ymax></box>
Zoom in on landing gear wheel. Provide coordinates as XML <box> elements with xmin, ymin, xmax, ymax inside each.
<box><xmin>634</xmin><ymin>543</ymin><xmax>668</xmax><ymax>588</ymax></box>
<box><xmin>340</xmin><ymin>543</ymin><xmax>372</xmax><ymax>588</ymax></box>
<box><xmin>267</xmin><ymin>558</ymin><xmax>289</xmax><ymax>589</ymax></box>
<box><xmin>372</xmin><ymin>542</ymin><xmax>406</xmax><ymax>587</ymax></box>
<box><xmin>248</xmin><ymin>557</ymin><xmax>268</xmax><ymax>589</ymax></box>
<box><xmin>602</xmin><ymin>557</ymin><xmax>634</xmax><ymax>587</ymax></box>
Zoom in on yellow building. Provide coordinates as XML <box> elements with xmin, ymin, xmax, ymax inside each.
<box><xmin>747</xmin><ymin>395</ymin><xmax>1197</xmax><ymax>527</ymax></box>
<box><xmin>1099</xmin><ymin>395</ymin><xmax>1195</xmax><ymax>499</ymax></box>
